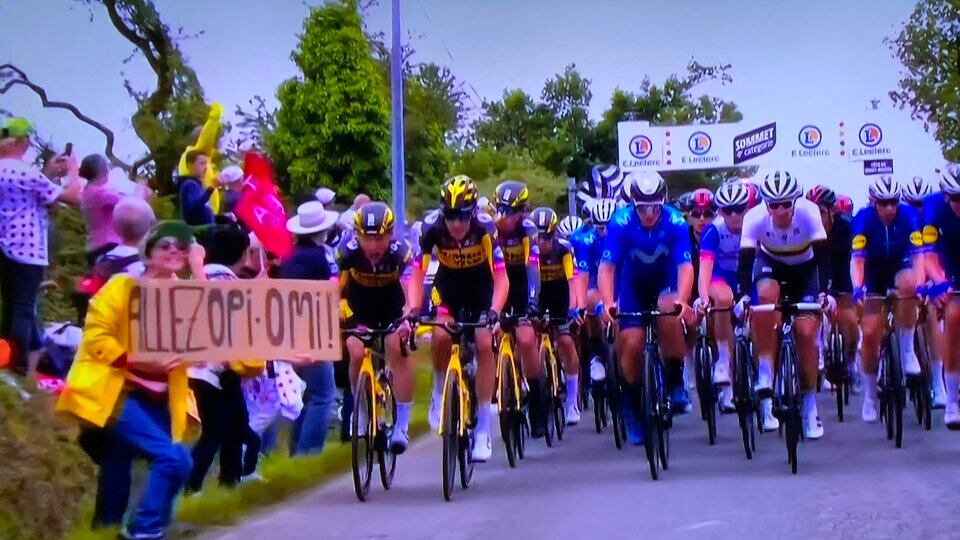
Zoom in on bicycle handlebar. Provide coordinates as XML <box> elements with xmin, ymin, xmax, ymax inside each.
<box><xmin>750</xmin><ymin>302</ymin><xmax>823</xmax><ymax>314</ymax></box>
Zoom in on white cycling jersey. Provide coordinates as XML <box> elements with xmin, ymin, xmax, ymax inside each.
<box><xmin>740</xmin><ymin>197</ymin><xmax>827</xmax><ymax>266</ymax></box>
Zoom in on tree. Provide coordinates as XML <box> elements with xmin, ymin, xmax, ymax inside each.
<box><xmin>272</xmin><ymin>0</ymin><xmax>391</xmax><ymax>199</ymax></box>
<box><xmin>888</xmin><ymin>1</ymin><xmax>960</xmax><ymax>160</ymax></box>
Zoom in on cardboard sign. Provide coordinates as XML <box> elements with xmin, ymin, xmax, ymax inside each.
<box><xmin>128</xmin><ymin>279</ymin><xmax>340</xmax><ymax>363</ymax></box>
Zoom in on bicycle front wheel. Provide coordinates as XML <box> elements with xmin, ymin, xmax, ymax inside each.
<box><xmin>498</xmin><ymin>356</ymin><xmax>518</xmax><ymax>468</ymax></box>
<box><xmin>379</xmin><ymin>379</ymin><xmax>398</xmax><ymax>489</ymax></box>
<box><xmin>644</xmin><ymin>348</ymin><xmax>661</xmax><ymax>481</ymax></box>
<box><xmin>695</xmin><ymin>338</ymin><xmax>717</xmax><ymax>446</ymax></box>
<box><xmin>735</xmin><ymin>337</ymin><xmax>756</xmax><ymax>460</ymax></box>
<box><xmin>441</xmin><ymin>373</ymin><xmax>460</xmax><ymax>501</ymax></box>
<box><xmin>352</xmin><ymin>372</ymin><xmax>375</xmax><ymax>501</ymax></box>
<box><xmin>779</xmin><ymin>341</ymin><xmax>801</xmax><ymax>474</ymax></box>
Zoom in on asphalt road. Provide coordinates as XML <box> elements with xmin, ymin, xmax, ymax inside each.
<box><xmin>204</xmin><ymin>392</ymin><xmax>960</xmax><ymax>540</ymax></box>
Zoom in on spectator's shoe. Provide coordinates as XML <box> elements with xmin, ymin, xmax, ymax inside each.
<box><xmin>389</xmin><ymin>425</ymin><xmax>409</xmax><ymax>455</ymax></box>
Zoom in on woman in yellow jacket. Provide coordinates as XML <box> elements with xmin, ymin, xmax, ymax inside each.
<box><xmin>57</xmin><ymin>220</ymin><xmax>203</xmax><ymax>540</ymax></box>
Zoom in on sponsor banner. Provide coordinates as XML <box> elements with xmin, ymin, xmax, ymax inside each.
<box><xmin>786</xmin><ymin>121</ymin><xmax>838</xmax><ymax>162</ymax></box>
<box><xmin>663</xmin><ymin>124</ymin><xmax>739</xmax><ymax>171</ymax></box>
<box><xmin>733</xmin><ymin>122</ymin><xmax>777</xmax><ymax>165</ymax></box>
<box><xmin>129</xmin><ymin>278</ymin><xmax>341</xmax><ymax>364</ymax></box>
<box><xmin>863</xmin><ymin>159</ymin><xmax>894</xmax><ymax>175</ymax></box>
<box><xmin>843</xmin><ymin>119</ymin><xmax>894</xmax><ymax>162</ymax></box>
<box><xmin>617</xmin><ymin>122</ymin><xmax>665</xmax><ymax>170</ymax></box>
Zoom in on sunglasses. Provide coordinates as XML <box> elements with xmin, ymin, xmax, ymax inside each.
<box><xmin>155</xmin><ymin>238</ymin><xmax>187</xmax><ymax>253</ymax></box>
<box><xmin>768</xmin><ymin>200</ymin><xmax>794</xmax><ymax>210</ymax></box>
<box><xmin>949</xmin><ymin>194</ymin><xmax>960</xmax><ymax>203</ymax></box>
<box><xmin>721</xmin><ymin>204</ymin><xmax>748</xmax><ymax>216</ymax></box>
<box><xmin>690</xmin><ymin>210</ymin><xmax>716</xmax><ymax>220</ymax></box>
<box><xmin>635</xmin><ymin>203</ymin><xmax>663</xmax><ymax>216</ymax></box>
<box><xmin>875</xmin><ymin>198</ymin><xmax>900</xmax><ymax>208</ymax></box>
<box><xmin>443</xmin><ymin>208</ymin><xmax>473</xmax><ymax>222</ymax></box>
<box><xmin>497</xmin><ymin>204</ymin><xmax>522</xmax><ymax>216</ymax></box>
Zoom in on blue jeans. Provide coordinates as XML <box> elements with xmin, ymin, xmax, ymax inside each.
<box><xmin>97</xmin><ymin>392</ymin><xmax>193</xmax><ymax>536</ymax></box>
<box><xmin>291</xmin><ymin>362</ymin><xmax>335</xmax><ymax>455</ymax></box>
<box><xmin>0</xmin><ymin>251</ymin><xmax>44</xmax><ymax>374</ymax></box>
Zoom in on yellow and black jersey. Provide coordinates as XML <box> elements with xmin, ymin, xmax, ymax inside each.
<box><xmin>337</xmin><ymin>237</ymin><xmax>410</xmax><ymax>322</ymax></box>
<box><xmin>415</xmin><ymin>210</ymin><xmax>505</xmax><ymax>275</ymax></box>
<box><xmin>539</xmin><ymin>237</ymin><xmax>577</xmax><ymax>284</ymax></box>
<box><xmin>497</xmin><ymin>217</ymin><xmax>541</xmax><ymax>311</ymax></box>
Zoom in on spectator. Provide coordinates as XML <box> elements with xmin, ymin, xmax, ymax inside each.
<box><xmin>0</xmin><ymin>117</ymin><xmax>82</xmax><ymax>376</ymax></box>
<box><xmin>315</xmin><ymin>187</ymin><xmax>335</xmax><ymax>207</ymax></box>
<box><xmin>279</xmin><ymin>201</ymin><xmax>339</xmax><ymax>455</ymax></box>
<box><xmin>56</xmin><ymin>220</ymin><xmax>204</xmax><ymax>539</ymax></box>
<box><xmin>97</xmin><ymin>197</ymin><xmax>157</xmax><ymax>277</ymax></box>
<box><xmin>176</xmin><ymin>150</ymin><xmax>215</xmax><ymax>226</ymax></box>
<box><xmin>187</xmin><ymin>224</ymin><xmax>264</xmax><ymax>491</ymax></box>
<box><xmin>79</xmin><ymin>154</ymin><xmax>121</xmax><ymax>265</ymax></box>
<box><xmin>217</xmin><ymin>165</ymin><xmax>244</xmax><ymax>219</ymax></box>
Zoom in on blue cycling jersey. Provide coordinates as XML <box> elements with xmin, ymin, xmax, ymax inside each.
<box><xmin>570</xmin><ymin>224</ymin><xmax>603</xmax><ymax>287</ymax></box>
<box><xmin>851</xmin><ymin>203</ymin><xmax>922</xmax><ymax>265</ymax></box>
<box><xmin>601</xmin><ymin>205</ymin><xmax>692</xmax><ymax>284</ymax></box>
<box><xmin>700</xmin><ymin>220</ymin><xmax>741</xmax><ymax>274</ymax></box>
<box><xmin>922</xmin><ymin>194</ymin><xmax>960</xmax><ymax>284</ymax></box>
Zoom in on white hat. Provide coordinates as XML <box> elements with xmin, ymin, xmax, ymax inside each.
<box><xmin>219</xmin><ymin>166</ymin><xmax>244</xmax><ymax>185</ymax></box>
<box><xmin>315</xmin><ymin>187</ymin><xmax>336</xmax><ymax>205</ymax></box>
<box><xmin>286</xmin><ymin>201</ymin><xmax>339</xmax><ymax>235</ymax></box>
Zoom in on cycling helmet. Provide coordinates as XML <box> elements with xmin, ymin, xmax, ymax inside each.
<box><xmin>940</xmin><ymin>163</ymin><xmax>960</xmax><ymax>195</ymax></box>
<box><xmin>625</xmin><ymin>171</ymin><xmax>668</xmax><ymax>205</ymax></box>
<box><xmin>806</xmin><ymin>184</ymin><xmax>838</xmax><ymax>210</ymax></box>
<box><xmin>675</xmin><ymin>191</ymin><xmax>694</xmax><ymax>213</ymax></box>
<box><xmin>494</xmin><ymin>180</ymin><xmax>529</xmax><ymax>210</ymax></box>
<box><xmin>440</xmin><ymin>175</ymin><xmax>479</xmax><ymax>210</ymax></box>
<box><xmin>758</xmin><ymin>170</ymin><xmax>801</xmax><ymax>202</ymax></box>
<box><xmin>715</xmin><ymin>181</ymin><xmax>750</xmax><ymax>208</ymax></box>
<box><xmin>579</xmin><ymin>164</ymin><xmax>625</xmax><ymax>203</ymax></box>
<box><xmin>690</xmin><ymin>188</ymin><xmax>717</xmax><ymax>211</ymax></box>
<box><xmin>530</xmin><ymin>207</ymin><xmax>559</xmax><ymax>236</ymax></box>
<box><xmin>868</xmin><ymin>175</ymin><xmax>901</xmax><ymax>200</ymax></box>
<box><xmin>557</xmin><ymin>215</ymin><xmax>584</xmax><ymax>238</ymax></box>
<box><xmin>589</xmin><ymin>198</ymin><xmax>617</xmax><ymax>224</ymax></box>
<box><xmin>836</xmin><ymin>195</ymin><xmax>854</xmax><ymax>215</ymax></box>
<box><xmin>354</xmin><ymin>202</ymin><xmax>395</xmax><ymax>236</ymax></box>
<box><xmin>903</xmin><ymin>176</ymin><xmax>934</xmax><ymax>203</ymax></box>
<box><xmin>743</xmin><ymin>181</ymin><xmax>760</xmax><ymax>209</ymax></box>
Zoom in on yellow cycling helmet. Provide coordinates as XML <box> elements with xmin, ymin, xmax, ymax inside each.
<box><xmin>354</xmin><ymin>202</ymin><xmax>395</xmax><ymax>236</ymax></box>
<box><xmin>440</xmin><ymin>175</ymin><xmax>479</xmax><ymax>210</ymax></box>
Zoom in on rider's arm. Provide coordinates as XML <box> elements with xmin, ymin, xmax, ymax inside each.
<box><xmin>921</xmin><ymin>199</ymin><xmax>949</xmax><ymax>284</ymax></box>
<box><xmin>486</xmin><ymin>236</ymin><xmax>510</xmax><ymax>314</ymax></box>
<box><xmin>906</xmin><ymin>206</ymin><xmax>927</xmax><ymax>288</ymax></box>
<box><xmin>737</xmin><ymin>247</ymin><xmax>756</xmax><ymax>301</ymax></box>
<box><xmin>598</xmin><ymin>218</ymin><xmax>624</xmax><ymax>308</ymax></box>
<box><xmin>563</xmin><ymin>251</ymin><xmax>578</xmax><ymax>311</ymax></box>
<box><xmin>850</xmin><ymin>210</ymin><xmax>866</xmax><ymax>290</ymax></box>
<box><xmin>677</xmin><ymin>263</ymin><xmax>694</xmax><ymax>304</ymax></box>
<box><xmin>813</xmin><ymin>240</ymin><xmax>831</xmax><ymax>293</ymax></box>
<box><xmin>598</xmin><ymin>262</ymin><xmax>616</xmax><ymax>308</ymax></box>
<box><xmin>698</xmin><ymin>225</ymin><xmax>718</xmax><ymax>301</ymax></box>
<box><xmin>524</xmin><ymin>234</ymin><xmax>541</xmax><ymax>310</ymax></box>
<box><xmin>673</xmin><ymin>223</ymin><xmax>695</xmax><ymax>304</ymax></box>
<box><xmin>399</xmin><ymin>246</ymin><xmax>415</xmax><ymax>312</ymax></box>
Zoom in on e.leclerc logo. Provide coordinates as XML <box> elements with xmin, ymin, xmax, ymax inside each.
<box><xmin>798</xmin><ymin>125</ymin><xmax>821</xmax><ymax>149</ymax></box>
<box><xmin>683</xmin><ymin>131</ymin><xmax>719</xmax><ymax>164</ymax></box>
<box><xmin>852</xmin><ymin>122</ymin><xmax>891</xmax><ymax>157</ymax></box>
<box><xmin>629</xmin><ymin>135</ymin><xmax>653</xmax><ymax>159</ymax></box>
<box><xmin>792</xmin><ymin>125</ymin><xmax>829</xmax><ymax>158</ymax></box>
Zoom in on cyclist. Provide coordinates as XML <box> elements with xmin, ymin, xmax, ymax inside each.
<box><xmin>904</xmin><ymin>175</ymin><xmax>948</xmax><ymax>407</ymax></box>
<box><xmin>850</xmin><ymin>176</ymin><xmax>925</xmax><ymax>423</ymax></box>
<box><xmin>807</xmin><ymin>185</ymin><xmax>859</xmax><ymax>393</ymax></box>
<box><xmin>530</xmin><ymin>206</ymin><xmax>583</xmax><ymax>424</ymax></box>
<box><xmin>737</xmin><ymin>170</ymin><xmax>832</xmax><ymax>439</ymax></box>
<box><xmin>408</xmin><ymin>175</ymin><xmax>509</xmax><ymax>461</ymax></box>
<box><xmin>600</xmin><ymin>171</ymin><xmax>694</xmax><ymax>443</ymax></box>
<box><xmin>558</xmin><ymin>215</ymin><xmax>584</xmax><ymax>240</ymax></box>
<box><xmin>570</xmin><ymin>199</ymin><xmax>617</xmax><ymax>385</ymax></box>
<box><xmin>696</xmin><ymin>181</ymin><xmax>751</xmax><ymax>413</ymax></box>
<box><xmin>922</xmin><ymin>164</ymin><xmax>960</xmax><ymax>427</ymax></box>
<box><xmin>492</xmin><ymin>180</ymin><xmax>548</xmax><ymax>437</ymax></box>
<box><xmin>339</xmin><ymin>202</ymin><xmax>414</xmax><ymax>453</ymax></box>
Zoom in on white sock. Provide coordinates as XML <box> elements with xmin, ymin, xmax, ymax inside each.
<box><xmin>945</xmin><ymin>372</ymin><xmax>960</xmax><ymax>403</ymax></box>
<box><xmin>396</xmin><ymin>402</ymin><xmax>413</xmax><ymax>432</ymax></box>
<box><xmin>565</xmin><ymin>374</ymin><xmax>579</xmax><ymax>407</ymax></box>
<box><xmin>933</xmin><ymin>359</ymin><xmax>945</xmax><ymax>389</ymax></box>
<box><xmin>862</xmin><ymin>372</ymin><xmax>879</xmax><ymax>402</ymax></box>
<box><xmin>716</xmin><ymin>340</ymin><xmax>732</xmax><ymax>368</ymax></box>
<box><xmin>476</xmin><ymin>401</ymin><xmax>492</xmax><ymax>435</ymax></box>
<box><xmin>897</xmin><ymin>327</ymin><xmax>916</xmax><ymax>358</ymax></box>
<box><xmin>758</xmin><ymin>355</ymin><xmax>773</xmax><ymax>381</ymax></box>
<box><xmin>803</xmin><ymin>391</ymin><xmax>818</xmax><ymax>416</ymax></box>
<box><xmin>432</xmin><ymin>372</ymin><xmax>444</xmax><ymax>396</ymax></box>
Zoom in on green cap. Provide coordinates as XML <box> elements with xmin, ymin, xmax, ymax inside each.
<box><xmin>0</xmin><ymin>117</ymin><xmax>36</xmax><ymax>139</ymax></box>
<box><xmin>142</xmin><ymin>220</ymin><xmax>196</xmax><ymax>257</ymax></box>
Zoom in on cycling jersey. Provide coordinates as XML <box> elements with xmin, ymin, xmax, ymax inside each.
<box><xmin>825</xmin><ymin>214</ymin><xmax>854</xmax><ymax>295</ymax></box>
<box><xmin>740</xmin><ymin>198</ymin><xmax>827</xmax><ymax>265</ymax></box>
<box><xmin>416</xmin><ymin>210</ymin><xmax>504</xmax><ymax>320</ymax></box>
<box><xmin>569</xmin><ymin>224</ymin><xmax>603</xmax><ymax>288</ymax></box>
<box><xmin>497</xmin><ymin>217</ymin><xmax>541</xmax><ymax>314</ymax></box>
<box><xmin>338</xmin><ymin>237</ymin><xmax>411</xmax><ymax>326</ymax></box>
<box><xmin>852</xmin><ymin>204</ymin><xmax>921</xmax><ymax>293</ymax></box>
<box><xmin>602</xmin><ymin>205</ymin><xmax>692</xmax><ymax>327</ymax></box>
<box><xmin>922</xmin><ymin>194</ymin><xmax>960</xmax><ymax>286</ymax></box>
<box><xmin>538</xmin><ymin>236</ymin><xmax>576</xmax><ymax>319</ymax></box>
<box><xmin>700</xmin><ymin>219</ymin><xmax>741</xmax><ymax>290</ymax></box>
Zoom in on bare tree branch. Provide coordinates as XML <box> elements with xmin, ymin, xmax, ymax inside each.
<box><xmin>0</xmin><ymin>63</ymin><xmax>134</xmax><ymax>172</ymax></box>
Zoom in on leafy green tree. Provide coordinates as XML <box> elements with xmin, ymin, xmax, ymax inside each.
<box><xmin>271</xmin><ymin>0</ymin><xmax>391</xmax><ymax>198</ymax></box>
<box><xmin>888</xmin><ymin>0</ymin><xmax>960</xmax><ymax>160</ymax></box>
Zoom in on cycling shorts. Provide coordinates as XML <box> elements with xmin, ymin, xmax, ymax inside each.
<box><xmin>752</xmin><ymin>251</ymin><xmax>819</xmax><ymax>304</ymax></box>
<box><xmin>864</xmin><ymin>256</ymin><xmax>912</xmax><ymax>295</ymax></box>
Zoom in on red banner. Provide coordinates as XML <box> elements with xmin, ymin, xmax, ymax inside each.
<box><xmin>235</xmin><ymin>152</ymin><xmax>293</xmax><ymax>260</ymax></box>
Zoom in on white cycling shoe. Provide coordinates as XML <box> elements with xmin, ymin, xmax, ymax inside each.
<box><xmin>718</xmin><ymin>386</ymin><xmax>735</xmax><ymax>413</ymax></box>
<box><xmin>933</xmin><ymin>380</ymin><xmax>948</xmax><ymax>409</ymax></box>
<box><xmin>861</xmin><ymin>398</ymin><xmax>879</xmax><ymax>424</ymax></box>
<box><xmin>804</xmin><ymin>410</ymin><xmax>824</xmax><ymax>440</ymax></box>
<box><xmin>565</xmin><ymin>402</ymin><xmax>581</xmax><ymax>425</ymax></box>
<box><xmin>755</xmin><ymin>371</ymin><xmax>773</xmax><ymax>395</ymax></box>
<box><xmin>471</xmin><ymin>431</ymin><xmax>493</xmax><ymax>462</ymax></box>
<box><xmin>945</xmin><ymin>403</ymin><xmax>960</xmax><ymax>430</ymax></box>
<box><xmin>901</xmin><ymin>352</ymin><xmax>921</xmax><ymax>376</ymax></box>
<box><xmin>713</xmin><ymin>360</ymin><xmax>731</xmax><ymax>386</ymax></box>
<box><xmin>760</xmin><ymin>399</ymin><xmax>779</xmax><ymax>431</ymax></box>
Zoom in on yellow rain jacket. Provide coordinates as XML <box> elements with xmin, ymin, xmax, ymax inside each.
<box><xmin>178</xmin><ymin>102</ymin><xmax>224</xmax><ymax>213</ymax></box>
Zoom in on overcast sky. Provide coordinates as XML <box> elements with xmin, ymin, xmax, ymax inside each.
<box><xmin>1</xmin><ymin>0</ymin><xmax>945</xmax><ymax>203</ymax></box>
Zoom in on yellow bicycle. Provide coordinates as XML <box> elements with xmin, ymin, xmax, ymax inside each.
<box><xmin>419</xmin><ymin>317</ymin><xmax>490</xmax><ymax>501</ymax></box>
<box><xmin>345</xmin><ymin>320</ymin><xmax>407</xmax><ymax>502</ymax></box>
<box><xmin>496</xmin><ymin>314</ymin><xmax>528</xmax><ymax>468</ymax></box>
<box><xmin>537</xmin><ymin>313</ymin><xmax>570</xmax><ymax>446</ymax></box>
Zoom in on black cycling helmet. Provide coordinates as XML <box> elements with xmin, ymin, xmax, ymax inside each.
<box><xmin>494</xmin><ymin>180</ymin><xmax>529</xmax><ymax>210</ymax></box>
<box><xmin>530</xmin><ymin>207</ymin><xmax>559</xmax><ymax>236</ymax></box>
<box><xmin>354</xmin><ymin>202</ymin><xmax>395</xmax><ymax>236</ymax></box>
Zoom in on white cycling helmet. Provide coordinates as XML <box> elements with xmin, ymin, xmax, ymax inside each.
<box><xmin>589</xmin><ymin>198</ymin><xmax>617</xmax><ymax>224</ymax></box>
<box><xmin>940</xmin><ymin>163</ymin><xmax>960</xmax><ymax>195</ymax></box>
<box><xmin>903</xmin><ymin>175</ymin><xmax>933</xmax><ymax>203</ymax></box>
<box><xmin>624</xmin><ymin>171</ymin><xmax>667</xmax><ymax>205</ymax></box>
<box><xmin>868</xmin><ymin>175</ymin><xmax>901</xmax><ymax>200</ymax></box>
<box><xmin>715</xmin><ymin>181</ymin><xmax>750</xmax><ymax>208</ymax></box>
<box><xmin>557</xmin><ymin>215</ymin><xmax>584</xmax><ymax>238</ymax></box>
<box><xmin>758</xmin><ymin>169</ymin><xmax>801</xmax><ymax>202</ymax></box>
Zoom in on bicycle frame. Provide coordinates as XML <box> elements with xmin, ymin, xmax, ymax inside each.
<box><xmin>495</xmin><ymin>324</ymin><xmax>524</xmax><ymax>415</ymax></box>
<box><xmin>440</xmin><ymin>343</ymin><xmax>472</xmax><ymax>439</ymax></box>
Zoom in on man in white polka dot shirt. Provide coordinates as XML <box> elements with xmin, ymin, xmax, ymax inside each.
<box><xmin>0</xmin><ymin>117</ymin><xmax>82</xmax><ymax>375</ymax></box>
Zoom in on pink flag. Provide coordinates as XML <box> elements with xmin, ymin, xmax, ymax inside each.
<box><xmin>235</xmin><ymin>152</ymin><xmax>293</xmax><ymax>260</ymax></box>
